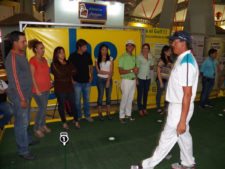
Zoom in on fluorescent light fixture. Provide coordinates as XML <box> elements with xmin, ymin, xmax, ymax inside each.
<box><xmin>107</xmin><ymin>2</ymin><xmax>123</xmax><ymax>16</ymax></box>
<box><xmin>60</xmin><ymin>0</ymin><xmax>79</xmax><ymax>13</ymax></box>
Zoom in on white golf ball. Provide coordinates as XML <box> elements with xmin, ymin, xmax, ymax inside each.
<box><xmin>108</xmin><ymin>137</ymin><xmax>115</xmax><ymax>141</ymax></box>
<box><xmin>157</xmin><ymin>120</ymin><xmax>163</xmax><ymax>123</ymax></box>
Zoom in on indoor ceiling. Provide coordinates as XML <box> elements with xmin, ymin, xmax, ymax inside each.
<box><xmin>2</xmin><ymin>0</ymin><xmax>225</xmax><ymax>24</ymax></box>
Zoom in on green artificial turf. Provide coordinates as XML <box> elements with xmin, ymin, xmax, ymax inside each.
<box><xmin>0</xmin><ymin>98</ymin><xmax>225</xmax><ymax>169</ymax></box>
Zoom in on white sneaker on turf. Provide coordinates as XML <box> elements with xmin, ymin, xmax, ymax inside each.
<box><xmin>171</xmin><ymin>163</ymin><xmax>195</xmax><ymax>169</ymax></box>
<box><xmin>130</xmin><ymin>164</ymin><xmax>153</xmax><ymax>169</ymax></box>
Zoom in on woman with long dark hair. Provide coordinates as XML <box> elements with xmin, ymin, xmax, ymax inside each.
<box><xmin>51</xmin><ymin>47</ymin><xmax>80</xmax><ymax>129</ymax></box>
<box><xmin>29</xmin><ymin>39</ymin><xmax>51</xmax><ymax>138</ymax></box>
<box><xmin>136</xmin><ymin>43</ymin><xmax>154</xmax><ymax>116</ymax></box>
<box><xmin>156</xmin><ymin>45</ymin><xmax>172</xmax><ymax>113</ymax></box>
<box><xmin>95</xmin><ymin>44</ymin><xmax>114</xmax><ymax>120</ymax></box>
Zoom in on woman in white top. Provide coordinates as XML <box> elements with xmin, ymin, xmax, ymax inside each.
<box><xmin>95</xmin><ymin>44</ymin><xmax>114</xmax><ymax>120</ymax></box>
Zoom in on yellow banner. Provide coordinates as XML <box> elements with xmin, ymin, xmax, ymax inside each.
<box><xmin>145</xmin><ymin>28</ymin><xmax>170</xmax><ymax>38</ymax></box>
<box><xmin>25</xmin><ymin>28</ymin><xmax>141</xmax><ymax>107</ymax></box>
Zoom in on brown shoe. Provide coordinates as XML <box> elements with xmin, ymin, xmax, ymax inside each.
<box><xmin>74</xmin><ymin>122</ymin><xmax>80</xmax><ymax>129</ymax></box>
<box><xmin>62</xmin><ymin>123</ymin><xmax>69</xmax><ymax>130</ymax></box>
<box><xmin>143</xmin><ymin>109</ymin><xmax>148</xmax><ymax>115</ymax></box>
<box><xmin>139</xmin><ymin>110</ymin><xmax>144</xmax><ymax>117</ymax></box>
<box><xmin>34</xmin><ymin>129</ymin><xmax>45</xmax><ymax>138</ymax></box>
<box><xmin>41</xmin><ymin>126</ymin><xmax>51</xmax><ymax>133</ymax></box>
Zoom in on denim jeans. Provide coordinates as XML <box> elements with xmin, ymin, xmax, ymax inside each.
<box><xmin>33</xmin><ymin>91</ymin><xmax>49</xmax><ymax>131</ymax></box>
<box><xmin>55</xmin><ymin>92</ymin><xmax>78</xmax><ymax>123</ymax></box>
<box><xmin>74</xmin><ymin>82</ymin><xmax>91</xmax><ymax>118</ymax></box>
<box><xmin>97</xmin><ymin>77</ymin><xmax>112</xmax><ymax>106</ymax></box>
<box><xmin>0</xmin><ymin>102</ymin><xmax>12</xmax><ymax>128</ymax></box>
<box><xmin>156</xmin><ymin>79</ymin><xmax>168</xmax><ymax>109</ymax></box>
<box><xmin>137</xmin><ymin>78</ymin><xmax>151</xmax><ymax>111</ymax></box>
<box><xmin>200</xmin><ymin>77</ymin><xmax>215</xmax><ymax>107</ymax></box>
<box><xmin>8</xmin><ymin>94</ymin><xmax>32</xmax><ymax>155</ymax></box>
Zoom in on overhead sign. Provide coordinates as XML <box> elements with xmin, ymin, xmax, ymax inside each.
<box><xmin>79</xmin><ymin>2</ymin><xmax>107</xmax><ymax>21</ymax></box>
<box><xmin>145</xmin><ymin>28</ymin><xmax>170</xmax><ymax>38</ymax></box>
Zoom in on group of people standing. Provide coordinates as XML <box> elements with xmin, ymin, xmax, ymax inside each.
<box><xmin>2</xmin><ymin>29</ymin><xmax>224</xmax><ymax>166</ymax></box>
<box><xmin>3</xmin><ymin>30</ymin><xmax>172</xmax><ymax>160</ymax></box>
<box><xmin>4</xmin><ymin>32</ymin><xmax>95</xmax><ymax>160</ymax></box>
<box><xmin>118</xmin><ymin>40</ymin><xmax>173</xmax><ymax>123</ymax></box>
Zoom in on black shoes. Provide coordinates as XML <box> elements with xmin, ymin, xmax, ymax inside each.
<box><xmin>19</xmin><ymin>153</ymin><xmax>35</xmax><ymax>160</ymax></box>
<box><xmin>120</xmin><ymin>118</ymin><xmax>127</xmax><ymax>124</ymax></box>
<box><xmin>99</xmin><ymin>114</ymin><xmax>104</xmax><ymax>121</ymax></box>
<box><xmin>120</xmin><ymin>116</ymin><xmax>135</xmax><ymax>124</ymax></box>
<box><xmin>29</xmin><ymin>140</ymin><xmax>40</xmax><ymax>146</ymax></box>
<box><xmin>107</xmin><ymin>115</ymin><xmax>113</xmax><ymax>120</ymax></box>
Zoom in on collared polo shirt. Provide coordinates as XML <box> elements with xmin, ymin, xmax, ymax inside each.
<box><xmin>166</xmin><ymin>50</ymin><xmax>199</xmax><ymax>104</ymax></box>
<box><xmin>118</xmin><ymin>52</ymin><xmax>136</xmax><ymax>80</ymax></box>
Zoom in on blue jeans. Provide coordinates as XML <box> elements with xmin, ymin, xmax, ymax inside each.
<box><xmin>137</xmin><ymin>78</ymin><xmax>151</xmax><ymax>111</ymax></box>
<box><xmin>33</xmin><ymin>91</ymin><xmax>49</xmax><ymax>131</ymax></box>
<box><xmin>97</xmin><ymin>77</ymin><xmax>112</xmax><ymax>106</ymax></box>
<box><xmin>74</xmin><ymin>82</ymin><xmax>91</xmax><ymax>118</ymax></box>
<box><xmin>200</xmin><ymin>77</ymin><xmax>215</xmax><ymax>107</ymax></box>
<box><xmin>55</xmin><ymin>92</ymin><xmax>78</xmax><ymax>123</ymax></box>
<box><xmin>156</xmin><ymin>79</ymin><xmax>168</xmax><ymax>109</ymax></box>
<box><xmin>0</xmin><ymin>102</ymin><xmax>12</xmax><ymax>128</ymax></box>
<box><xmin>8</xmin><ymin>94</ymin><xmax>32</xmax><ymax>155</ymax></box>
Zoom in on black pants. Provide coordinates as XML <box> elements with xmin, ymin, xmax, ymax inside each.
<box><xmin>137</xmin><ymin>78</ymin><xmax>151</xmax><ymax>111</ymax></box>
<box><xmin>55</xmin><ymin>92</ymin><xmax>78</xmax><ymax>123</ymax></box>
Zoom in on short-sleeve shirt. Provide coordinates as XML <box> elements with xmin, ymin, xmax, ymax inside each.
<box><xmin>157</xmin><ymin>59</ymin><xmax>173</xmax><ymax>80</ymax></box>
<box><xmin>200</xmin><ymin>56</ymin><xmax>217</xmax><ymax>79</ymax></box>
<box><xmin>166</xmin><ymin>50</ymin><xmax>199</xmax><ymax>103</ymax></box>
<box><xmin>96</xmin><ymin>57</ymin><xmax>113</xmax><ymax>79</ymax></box>
<box><xmin>136</xmin><ymin>54</ymin><xmax>154</xmax><ymax>80</ymax></box>
<box><xmin>118</xmin><ymin>52</ymin><xmax>136</xmax><ymax>79</ymax></box>
<box><xmin>69</xmin><ymin>51</ymin><xmax>93</xmax><ymax>83</ymax></box>
<box><xmin>29</xmin><ymin>57</ymin><xmax>51</xmax><ymax>94</ymax></box>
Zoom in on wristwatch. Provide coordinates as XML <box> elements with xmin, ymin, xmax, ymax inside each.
<box><xmin>130</xmin><ymin>69</ymin><xmax>133</xmax><ymax>73</ymax></box>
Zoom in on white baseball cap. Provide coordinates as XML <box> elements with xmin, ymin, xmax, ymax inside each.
<box><xmin>125</xmin><ymin>40</ymin><xmax>135</xmax><ymax>46</ymax></box>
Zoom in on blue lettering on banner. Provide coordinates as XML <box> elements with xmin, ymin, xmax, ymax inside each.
<box><xmin>79</xmin><ymin>2</ymin><xmax>107</xmax><ymax>20</ymax></box>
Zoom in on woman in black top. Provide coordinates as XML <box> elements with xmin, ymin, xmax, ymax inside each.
<box><xmin>156</xmin><ymin>45</ymin><xmax>173</xmax><ymax>114</ymax></box>
<box><xmin>51</xmin><ymin>47</ymin><xmax>80</xmax><ymax>129</ymax></box>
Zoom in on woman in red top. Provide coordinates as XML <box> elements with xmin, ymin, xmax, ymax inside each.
<box><xmin>29</xmin><ymin>39</ymin><xmax>51</xmax><ymax>138</ymax></box>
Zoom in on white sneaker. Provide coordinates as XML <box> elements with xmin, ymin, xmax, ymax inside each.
<box><xmin>223</xmin><ymin>109</ymin><xmax>225</xmax><ymax>112</ymax></box>
<box><xmin>171</xmin><ymin>163</ymin><xmax>195</xmax><ymax>169</ymax></box>
<box><xmin>130</xmin><ymin>164</ymin><xmax>153</xmax><ymax>169</ymax></box>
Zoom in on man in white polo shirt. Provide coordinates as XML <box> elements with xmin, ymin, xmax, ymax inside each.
<box><xmin>132</xmin><ymin>31</ymin><xmax>199</xmax><ymax>169</ymax></box>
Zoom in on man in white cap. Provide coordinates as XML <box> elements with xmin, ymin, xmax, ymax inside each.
<box><xmin>132</xmin><ymin>31</ymin><xmax>199</xmax><ymax>169</ymax></box>
<box><xmin>118</xmin><ymin>40</ymin><xmax>138</xmax><ymax>124</ymax></box>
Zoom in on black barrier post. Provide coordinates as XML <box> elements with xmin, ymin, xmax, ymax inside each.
<box><xmin>60</xmin><ymin>132</ymin><xmax>69</xmax><ymax>169</ymax></box>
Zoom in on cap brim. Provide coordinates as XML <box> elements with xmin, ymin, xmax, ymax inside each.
<box><xmin>126</xmin><ymin>43</ymin><xmax>135</xmax><ymax>46</ymax></box>
<box><xmin>169</xmin><ymin>36</ymin><xmax>179</xmax><ymax>41</ymax></box>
